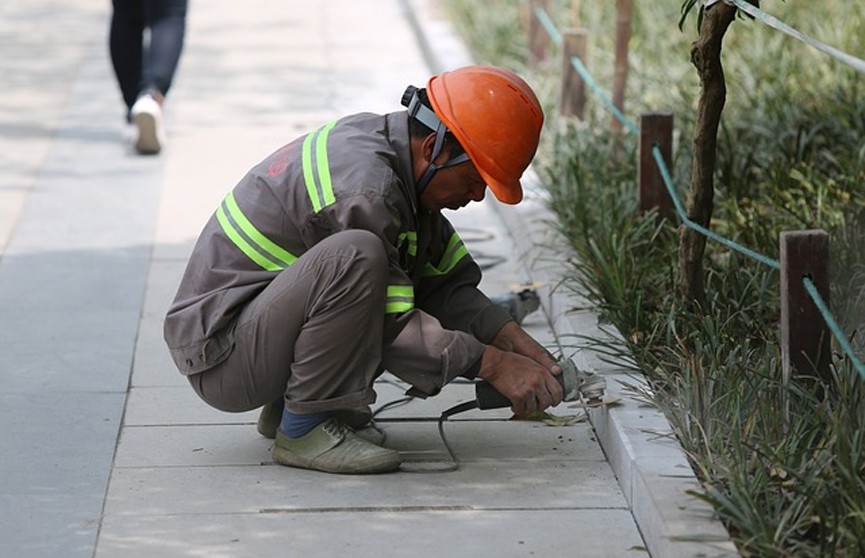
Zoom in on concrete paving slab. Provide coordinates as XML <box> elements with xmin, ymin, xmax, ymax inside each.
<box><xmin>130</xmin><ymin>261</ymin><xmax>188</xmax><ymax>388</ymax></box>
<box><xmin>0</xmin><ymin>190</ymin><xmax>27</xmax><ymax>251</ymax></box>
<box><xmin>0</xmin><ymin>391</ymin><xmax>124</xmax><ymax>558</ymax></box>
<box><xmin>0</xmin><ymin>494</ymin><xmax>101</xmax><ymax>558</ymax></box>
<box><xmin>115</xmin><ymin>425</ymin><xmax>272</xmax><ymax>468</ymax></box>
<box><xmin>113</xmin><ymin>420</ymin><xmax>604</xmax><ymax>469</ymax></box>
<box><xmin>0</xmin><ymin>391</ymin><xmax>123</xmax><ymax>485</ymax></box>
<box><xmin>0</xmin><ymin>306</ymin><xmax>139</xmax><ymax>393</ymax></box>
<box><xmin>381</xmin><ymin>420</ymin><xmax>605</xmax><ymax>462</ymax></box>
<box><xmin>0</xmin><ymin>3</ymin><xmax>105</xmax><ymax>214</ymax></box>
<box><xmin>105</xmin><ymin>459</ymin><xmax>626</xmax><ymax>517</ymax></box>
<box><xmin>131</xmin><ymin>358</ymin><xmax>187</xmax><ymax>389</ymax></box>
<box><xmin>3</xmin><ymin>67</ymin><xmax>163</xmax><ymax>258</ymax></box>
<box><xmin>123</xmin><ymin>386</ymin><xmax>259</xmax><ymax>426</ymax></box>
<box><xmin>96</xmin><ymin>509</ymin><xmax>647</xmax><ymax>558</ymax></box>
<box><xmin>0</xmin><ymin>248</ymin><xmax>150</xmax><ymax>311</ymax></box>
<box><xmin>6</xmin><ymin>157</ymin><xmax>161</xmax><ymax>252</ymax></box>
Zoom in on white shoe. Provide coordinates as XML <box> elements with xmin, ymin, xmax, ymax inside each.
<box><xmin>130</xmin><ymin>93</ymin><xmax>166</xmax><ymax>154</ymax></box>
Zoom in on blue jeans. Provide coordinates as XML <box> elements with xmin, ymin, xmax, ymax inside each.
<box><xmin>109</xmin><ymin>0</ymin><xmax>188</xmax><ymax>111</ymax></box>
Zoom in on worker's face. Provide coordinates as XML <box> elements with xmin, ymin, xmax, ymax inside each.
<box><xmin>419</xmin><ymin>154</ymin><xmax>488</xmax><ymax>212</ymax></box>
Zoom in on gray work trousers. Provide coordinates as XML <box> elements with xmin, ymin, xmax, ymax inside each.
<box><xmin>189</xmin><ymin>230</ymin><xmax>388</xmax><ymax>415</ymax></box>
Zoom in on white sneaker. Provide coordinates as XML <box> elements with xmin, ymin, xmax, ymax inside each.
<box><xmin>130</xmin><ymin>93</ymin><xmax>166</xmax><ymax>154</ymax></box>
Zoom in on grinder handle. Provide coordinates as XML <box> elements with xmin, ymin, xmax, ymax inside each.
<box><xmin>475</xmin><ymin>372</ymin><xmax>566</xmax><ymax>410</ymax></box>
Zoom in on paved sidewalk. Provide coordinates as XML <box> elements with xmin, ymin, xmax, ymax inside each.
<box><xmin>0</xmin><ymin>1</ymin><xmax>735</xmax><ymax>557</ymax></box>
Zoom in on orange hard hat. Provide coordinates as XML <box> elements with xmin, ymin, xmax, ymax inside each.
<box><xmin>426</xmin><ymin>66</ymin><xmax>544</xmax><ymax>205</ymax></box>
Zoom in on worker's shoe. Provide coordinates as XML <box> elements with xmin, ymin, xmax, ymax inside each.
<box><xmin>257</xmin><ymin>400</ymin><xmax>284</xmax><ymax>439</ymax></box>
<box><xmin>256</xmin><ymin>401</ymin><xmax>373</xmax><ymax>439</ymax></box>
<box><xmin>272</xmin><ymin>417</ymin><xmax>401</xmax><ymax>474</ymax></box>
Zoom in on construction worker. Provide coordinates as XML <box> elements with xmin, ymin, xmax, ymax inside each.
<box><xmin>164</xmin><ymin>65</ymin><xmax>563</xmax><ymax>474</ymax></box>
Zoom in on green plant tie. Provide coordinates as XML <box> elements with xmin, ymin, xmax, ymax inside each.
<box><xmin>802</xmin><ymin>277</ymin><xmax>865</xmax><ymax>380</ymax></box>
<box><xmin>650</xmin><ymin>145</ymin><xmax>781</xmax><ymax>270</ymax></box>
<box><xmin>532</xmin><ymin>5</ymin><xmax>562</xmax><ymax>46</ymax></box>
<box><xmin>729</xmin><ymin>0</ymin><xmax>865</xmax><ymax>74</ymax></box>
<box><xmin>568</xmin><ymin>55</ymin><xmax>640</xmax><ymax>135</ymax></box>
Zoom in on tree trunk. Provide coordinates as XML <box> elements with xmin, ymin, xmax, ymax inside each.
<box><xmin>678</xmin><ymin>3</ymin><xmax>737</xmax><ymax>305</ymax></box>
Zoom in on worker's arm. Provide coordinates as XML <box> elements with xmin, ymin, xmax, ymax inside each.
<box><xmin>477</xmin><ymin>342</ymin><xmax>563</xmax><ymax>415</ymax></box>
<box><xmin>490</xmin><ymin>320</ymin><xmax>561</xmax><ymax>373</ymax></box>
<box><xmin>415</xmin><ymin>217</ymin><xmax>513</xmax><ymax>343</ymax></box>
<box><xmin>479</xmin><ymin>320</ymin><xmax>564</xmax><ymax>414</ymax></box>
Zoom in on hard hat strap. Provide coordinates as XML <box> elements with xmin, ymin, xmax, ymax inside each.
<box><xmin>415</xmin><ymin>121</ymin><xmax>471</xmax><ymax>197</ymax></box>
<box><xmin>405</xmin><ymin>88</ymin><xmax>442</xmax><ymax>131</ymax></box>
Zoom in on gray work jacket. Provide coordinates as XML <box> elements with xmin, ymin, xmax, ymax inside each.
<box><xmin>163</xmin><ymin>111</ymin><xmax>512</xmax><ymax>394</ymax></box>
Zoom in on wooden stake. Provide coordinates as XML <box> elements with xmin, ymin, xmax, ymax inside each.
<box><xmin>559</xmin><ymin>28</ymin><xmax>588</xmax><ymax>119</ymax></box>
<box><xmin>638</xmin><ymin>113</ymin><xmax>674</xmax><ymax>219</ymax></box>
<box><xmin>528</xmin><ymin>0</ymin><xmax>551</xmax><ymax>68</ymax></box>
<box><xmin>611</xmin><ymin>0</ymin><xmax>632</xmax><ymax>134</ymax></box>
<box><xmin>780</xmin><ymin>229</ymin><xmax>831</xmax><ymax>388</ymax></box>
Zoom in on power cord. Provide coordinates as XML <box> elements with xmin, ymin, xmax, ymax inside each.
<box><xmin>370</xmin><ymin>392</ymin><xmax>483</xmax><ymax>473</ymax></box>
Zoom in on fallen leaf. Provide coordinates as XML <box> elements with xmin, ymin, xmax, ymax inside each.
<box><xmin>511</xmin><ymin>410</ymin><xmax>586</xmax><ymax>426</ymax></box>
<box><xmin>542</xmin><ymin>414</ymin><xmax>586</xmax><ymax>427</ymax></box>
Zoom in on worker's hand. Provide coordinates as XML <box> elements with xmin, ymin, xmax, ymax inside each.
<box><xmin>478</xmin><ymin>345</ymin><xmax>564</xmax><ymax>415</ymax></box>
<box><xmin>491</xmin><ymin>321</ymin><xmax>562</xmax><ymax>376</ymax></box>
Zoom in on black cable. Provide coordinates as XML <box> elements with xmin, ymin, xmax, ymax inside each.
<box><xmin>372</xmin><ymin>396</ymin><xmax>415</xmax><ymax>417</ymax></box>
<box><xmin>367</xmin><ymin>396</ymin><xmax>416</xmax><ymax>447</ymax></box>
<box><xmin>458</xmin><ymin>226</ymin><xmax>507</xmax><ymax>271</ymax></box>
<box><xmin>371</xmin><ymin>395</ymin><xmax>481</xmax><ymax>473</ymax></box>
<box><xmin>434</xmin><ymin>400</ymin><xmax>480</xmax><ymax>472</ymax></box>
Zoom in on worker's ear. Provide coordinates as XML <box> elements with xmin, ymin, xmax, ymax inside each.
<box><xmin>421</xmin><ymin>132</ymin><xmax>454</xmax><ymax>165</ymax></box>
<box><xmin>420</xmin><ymin>132</ymin><xmax>437</xmax><ymax>165</ymax></box>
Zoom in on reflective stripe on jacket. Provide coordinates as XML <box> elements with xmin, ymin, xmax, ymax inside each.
<box><xmin>163</xmin><ymin>111</ymin><xmax>512</xmax><ymax>390</ymax></box>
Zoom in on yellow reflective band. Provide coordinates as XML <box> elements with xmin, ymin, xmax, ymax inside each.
<box><xmin>216</xmin><ymin>192</ymin><xmax>298</xmax><ymax>271</ymax></box>
<box><xmin>422</xmin><ymin>232</ymin><xmax>469</xmax><ymax>277</ymax></box>
<box><xmin>301</xmin><ymin>132</ymin><xmax>320</xmax><ymax>212</ymax></box>
<box><xmin>316</xmin><ymin>121</ymin><xmax>336</xmax><ymax>206</ymax></box>
<box><xmin>224</xmin><ymin>192</ymin><xmax>297</xmax><ymax>267</ymax></box>
<box><xmin>387</xmin><ymin>285</ymin><xmax>414</xmax><ymax>297</ymax></box>
<box><xmin>385</xmin><ymin>285</ymin><xmax>414</xmax><ymax>314</ymax></box>
<box><xmin>302</xmin><ymin>121</ymin><xmax>337</xmax><ymax>213</ymax></box>
<box><xmin>398</xmin><ymin>231</ymin><xmax>417</xmax><ymax>256</ymax></box>
<box><xmin>386</xmin><ymin>301</ymin><xmax>414</xmax><ymax>313</ymax></box>
<box><xmin>216</xmin><ymin>205</ymin><xmax>283</xmax><ymax>272</ymax></box>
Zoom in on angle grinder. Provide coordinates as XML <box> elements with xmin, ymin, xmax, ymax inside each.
<box><xmin>474</xmin><ymin>357</ymin><xmax>606</xmax><ymax>409</ymax></box>
<box><xmin>400</xmin><ymin>357</ymin><xmax>608</xmax><ymax>472</ymax></box>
